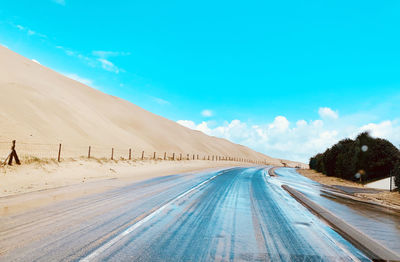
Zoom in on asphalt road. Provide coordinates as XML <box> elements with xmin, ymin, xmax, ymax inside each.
<box><xmin>0</xmin><ymin>167</ymin><xmax>370</xmax><ymax>261</ymax></box>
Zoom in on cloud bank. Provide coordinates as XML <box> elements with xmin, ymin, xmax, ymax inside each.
<box><xmin>178</xmin><ymin>107</ymin><xmax>400</xmax><ymax>163</ymax></box>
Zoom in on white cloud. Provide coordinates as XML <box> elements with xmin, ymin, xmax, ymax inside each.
<box><xmin>177</xmin><ymin>120</ymin><xmax>197</xmax><ymax>129</ymax></box>
<box><xmin>56</xmin><ymin>46</ymin><xmax>124</xmax><ymax>73</ymax></box>
<box><xmin>359</xmin><ymin>120</ymin><xmax>400</xmax><ymax>145</ymax></box>
<box><xmin>98</xmin><ymin>58</ymin><xmax>121</xmax><ymax>74</ymax></box>
<box><xmin>318</xmin><ymin>107</ymin><xmax>339</xmax><ymax>119</ymax></box>
<box><xmin>14</xmin><ymin>24</ymin><xmax>47</xmax><ymax>38</ymax></box>
<box><xmin>53</xmin><ymin>0</ymin><xmax>65</xmax><ymax>5</ymax></box>
<box><xmin>92</xmin><ymin>50</ymin><xmax>131</xmax><ymax>58</ymax></box>
<box><xmin>62</xmin><ymin>73</ymin><xmax>93</xmax><ymax>86</ymax></box>
<box><xmin>177</xmin><ymin>113</ymin><xmax>400</xmax><ymax>163</ymax></box>
<box><xmin>268</xmin><ymin>116</ymin><xmax>289</xmax><ymax>132</ymax></box>
<box><xmin>151</xmin><ymin>96</ymin><xmax>170</xmax><ymax>105</ymax></box>
<box><xmin>201</xmin><ymin>109</ymin><xmax>213</xmax><ymax>117</ymax></box>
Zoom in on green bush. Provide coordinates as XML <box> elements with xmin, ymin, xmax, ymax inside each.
<box><xmin>309</xmin><ymin>132</ymin><xmax>400</xmax><ymax>183</ymax></box>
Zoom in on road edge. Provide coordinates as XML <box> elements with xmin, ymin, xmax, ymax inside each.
<box><xmin>282</xmin><ymin>184</ymin><xmax>400</xmax><ymax>261</ymax></box>
<box><xmin>320</xmin><ymin>188</ymin><xmax>400</xmax><ymax>212</ymax></box>
<box><xmin>273</xmin><ymin>167</ymin><xmax>400</xmax><ymax>212</ymax></box>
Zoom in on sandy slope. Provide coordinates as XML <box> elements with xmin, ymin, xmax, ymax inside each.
<box><xmin>0</xmin><ymin>45</ymin><xmax>285</xmax><ymax>164</ymax></box>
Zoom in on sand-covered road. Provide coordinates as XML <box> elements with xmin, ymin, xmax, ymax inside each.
<box><xmin>0</xmin><ymin>167</ymin><xmax>369</xmax><ymax>261</ymax></box>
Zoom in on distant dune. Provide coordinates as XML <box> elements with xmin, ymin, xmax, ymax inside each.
<box><xmin>0</xmin><ymin>46</ymin><xmax>297</xmax><ymax>166</ymax></box>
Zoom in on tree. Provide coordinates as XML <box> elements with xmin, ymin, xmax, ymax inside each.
<box><xmin>334</xmin><ymin>139</ymin><xmax>358</xmax><ymax>180</ymax></box>
<box><xmin>309</xmin><ymin>132</ymin><xmax>400</xmax><ymax>183</ymax></box>
<box><xmin>356</xmin><ymin>133</ymin><xmax>400</xmax><ymax>181</ymax></box>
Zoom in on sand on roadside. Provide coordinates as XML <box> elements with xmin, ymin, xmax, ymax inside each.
<box><xmin>0</xmin><ymin>158</ymin><xmax>256</xmax><ymax>215</ymax></box>
<box><xmin>297</xmin><ymin>168</ymin><xmax>400</xmax><ymax>209</ymax></box>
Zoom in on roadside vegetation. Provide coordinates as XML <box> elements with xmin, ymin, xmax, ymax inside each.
<box><xmin>309</xmin><ymin>132</ymin><xmax>400</xmax><ymax>190</ymax></box>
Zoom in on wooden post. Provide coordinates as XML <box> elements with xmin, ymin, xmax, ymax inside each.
<box><xmin>129</xmin><ymin>148</ymin><xmax>132</xmax><ymax>160</ymax></box>
<box><xmin>111</xmin><ymin>148</ymin><xmax>114</xmax><ymax>160</ymax></box>
<box><xmin>88</xmin><ymin>146</ymin><xmax>91</xmax><ymax>159</ymax></box>
<box><xmin>187</xmin><ymin>154</ymin><xmax>189</xmax><ymax>160</ymax></box>
<box><xmin>153</xmin><ymin>152</ymin><xmax>156</xmax><ymax>159</ymax></box>
<box><xmin>180</xmin><ymin>153</ymin><xmax>182</xmax><ymax>160</ymax></box>
<box><xmin>208</xmin><ymin>155</ymin><xmax>210</xmax><ymax>160</ymax></box>
<box><xmin>172</xmin><ymin>153</ymin><xmax>175</xmax><ymax>160</ymax></box>
<box><xmin>193</xmin><ymin>154</ymin><xmax>195</xmax><ymax>160</ymax></box>
<box><xmin>142</xmin><ymin>151</ymin><xmax>144</xmax><ymax>160</ymax></box>
<box><xmin>164</xmin><ymin>152</ymin><xmax>167</xmax><ymax>160</ymax></box>
<box><xmin>57</xmin><ymin>143</ymin><xmax>62</xmax><ymax>162</ymax></box>
<box><xmin>197</xmin><ymin>154</ymin><xmax>199</xmax><ymax>160</ymax></box>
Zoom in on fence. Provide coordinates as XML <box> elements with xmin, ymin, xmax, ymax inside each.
<box><xmin>0</xmin><ymin>141</ymin><xmax>269</xmax><ymax>165</ymax></box>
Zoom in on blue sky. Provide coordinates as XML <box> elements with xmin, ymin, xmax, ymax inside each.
<box><xmin>1</xmin><ymin>0</ymin><xmax>400</xmax><ymax>162</ymax></box>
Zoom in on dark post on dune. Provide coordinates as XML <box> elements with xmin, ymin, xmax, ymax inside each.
<box><xmin>57</xmin><ymin>143</ymin><xmax>62</xmax><ymax>162</ymax></box>
<box><xmin>7</xmin><ymin>140</ymin><xmax>21</xmax><ymax>165</ymax></box>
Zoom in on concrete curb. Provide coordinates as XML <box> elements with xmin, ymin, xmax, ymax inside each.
<box><xmin>282</xmin><ymin>184</ymin><xmax>400</xmax><ymax>261</ymax></box>
<box><xmin>268</xmin><ymin>167</ymin><xmax>279</xmax><ymax>177</ymax></box>
<box><xmin>320</xmin><ymin>188</ymin><xmax>400</xmax><ymax>212</ymax></box>
<box><xmin>274</xmin><ymin>166</ymin><xmax>400</xmax><ymax>212</ymax></box>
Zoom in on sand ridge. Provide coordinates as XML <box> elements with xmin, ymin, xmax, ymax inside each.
<box><xmin>0</xmin><ymin>45</ymin><xmax>285</xmax><ymax>165</ymax></box>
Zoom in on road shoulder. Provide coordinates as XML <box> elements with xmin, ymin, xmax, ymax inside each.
<box><xmin>282</xmin><ymin>184</ymin><xmax>400</xmax><ymax>261</ymax></box>
<box><xmin>0</xmin><ymin>161</ymin><xmax>253</xmax><ymax>215</ymax></box>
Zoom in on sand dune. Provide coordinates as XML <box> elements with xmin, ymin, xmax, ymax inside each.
<box><xmin>0</xmin><ymin>45</ymin><xmax>293</xmax><ymax>165</ymax></box>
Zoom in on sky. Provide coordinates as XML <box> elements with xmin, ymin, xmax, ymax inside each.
<box><xmin>1</xmin><ymin>0</ymin><xmax>400</xmax><ymax>162</ymax></box>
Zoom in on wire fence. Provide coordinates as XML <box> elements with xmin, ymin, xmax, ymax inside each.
<box><xmin>0</xmin><ymin>140</ymin><xmax>268</xmax><ymax>165</ymax></box>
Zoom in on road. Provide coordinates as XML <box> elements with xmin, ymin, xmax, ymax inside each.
<box><xmin>0</xmin><ymin>167</ymin><xmax>370</xmax><ymax>261</ymax></box>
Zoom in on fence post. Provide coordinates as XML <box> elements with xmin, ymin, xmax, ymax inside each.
<box><xmin>172</xmin><ymin>153</ymin><xmax>175</xmax><ymax>160</ymax></box>
<box><xmin>142</xmin><ymin>151</ymin><xmax>144</xmax><ymax>160</ymax></box>
<box><xmin>88</xmin><ymin>146</ymin><xmax>91</xmax><ymax>159</ymax></box>
<box><xmin>164</xmin><ymin>152</ymin><xmax>167</xmax><ymax>160</ymax></box>
<box><xmin>129</xmin><ymin>148</ymin><xmax>132</xmax><ymax>160</ymax></box>
<box><xmin>153</xmin><ymin>152</ymin><xmax>156</xmax><ymax>159</ymax></box>
<box><xmin>187</xmin><ymin>154</ymin><xmax>189</xmax><ymax>160</ymax></box>
<box><xmin>193</xmin><ymin>154</ymin><xmax>195</xmax><ymax>160</ymax></box>
<box><xmin>57</xmin><ymin>143</ymin><xmax>62</xmax><ymax>162</ymax></box>
<box><xmin>197</xmin><ymin>154</ymin><xmax>199</xmax><ymax>160</ymax></box>
<box><xmin>111</xmin><ymin>148</ymin><xmax>114</xmax><ymax>160</ymax></box>
<box><xmin>180</xmin><ymin>153</ymin><xmax>182</xmax><ymax>160</ymax></box>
